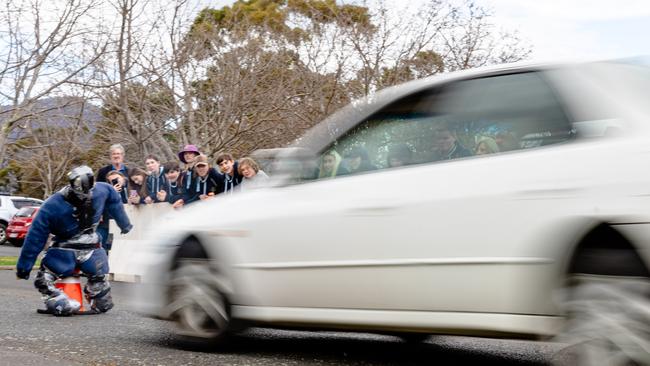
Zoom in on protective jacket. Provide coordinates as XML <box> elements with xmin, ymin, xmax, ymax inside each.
<box><xmin>17</xmin><ymin>182</ymin><xmax>132</xmax><ymax>274</ymax></box>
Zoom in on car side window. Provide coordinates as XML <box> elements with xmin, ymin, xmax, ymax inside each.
<box><xmin>305</xmin><ymin>71</ymin><xmax>572</xmax><ymax>182</ymax></box>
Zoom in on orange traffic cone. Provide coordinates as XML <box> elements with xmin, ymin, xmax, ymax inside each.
<box><xmin>55</xmin><ymin>276</ymin><xmax>85</xmax><ymax>311</ymax></box>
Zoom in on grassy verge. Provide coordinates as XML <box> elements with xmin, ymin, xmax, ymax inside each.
<box><xmin>0</xmin><ymin>256</ymin><xmax>40</xmax><ymax>267</ymax></box>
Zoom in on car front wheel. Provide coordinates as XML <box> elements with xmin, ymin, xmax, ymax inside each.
<box><xmin>166</xmin><ymin>258</ymin><xmax>231</xmax><ymax>345</ymax></box>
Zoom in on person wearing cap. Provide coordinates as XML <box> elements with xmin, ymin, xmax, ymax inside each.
<box><xmin>177</xmin><ymin>144</ymin><xmax>201</xmax><ymax>200</ymax></box>
<box><xmin>182</xmin><ymin>155</ymin><xmax>223</xmax><ymax>205</ymax></box>
<box><xmin>15</xmin><ymin>165</ymin><xmax>132</xmax><ymax>316</ymax></box>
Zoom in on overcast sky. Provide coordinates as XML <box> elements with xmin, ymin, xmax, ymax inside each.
<box><xmin>210</xmin><ymin>0</ymin><xmax>650</xmax><ymax>62</ymax></box>
<box><xmin>486</xmin><ymin>0</ymin><xmax>650</xmax><ymax>61</ymax></box>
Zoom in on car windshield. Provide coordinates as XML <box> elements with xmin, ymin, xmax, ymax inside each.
<box><xmin>15</xmin><ymin>207</ymin><xmax>36</xmax><ymax>217</ymax></box>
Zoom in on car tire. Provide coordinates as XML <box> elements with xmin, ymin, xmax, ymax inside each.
<box><xmin>9</xmin><ymin>239</ymin><xmax>23</xmax><ymax>247</ymax></box>
<box><xmin>0</xmin><ymin>223</ymin><xmax>7</xmax><ymax>245</ymax></box>
<box><xmin>166</xmin><ymin>257</ymin><xmax>231</xmax><ymax>346</ymax></box>
<box><xmin>553</xmin><ymin>275</ymin><xmax>650</xmax><ymax>366</ymax></box>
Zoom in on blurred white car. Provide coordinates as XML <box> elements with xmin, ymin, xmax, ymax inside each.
<box><xmin>132</xmin><ymin>60</ymin><xmax>650</xmax><ymax>363</ymax></box>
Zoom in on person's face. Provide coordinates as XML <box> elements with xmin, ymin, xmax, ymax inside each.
<box><xmin>131</xmin><ymin>175</ymin><xmax>144</xmax><ymax>185</ymax></box>
<box><xmin>218</xmin><ymin>159</ymin><xmax>234</xmax><ymax>175</ymax></box>
<box><xmin>476</xmin><ymin>142</ymin><xmax>490</xmax><ymax>155</ymax></box>
<box><xmin>145</xmin><ymin>158</ymin><xmax>160</xmax><ymax>173</ymax></box>
<box><xmin>388</xmin><ymin>158</ymin><xmax>404</xmax><ymax>168</ymax></box>
<box><xmin>196</xmin><ymin>164</ymin><xmax>209</xmax><ymax>177</ymax></box>
<box><xmin>347</xmin><ymin>156</ymin><xmax>361</xmax><ymax>171</ymax></box>
<box><xmin>184</xmin><ymin>152</ymin><xmax>198</xmax><ymax>164</ymax></box>
<box><xmin>434</xmin><ymin>130</ymin><xmax>456</xmax><ymax>153</ymax></box>
<box><xmin>110</xmin><ymin>149</ymin><xmax>124</xmax><ymax>165</ymax></box>
<box><xmin>165</xmin><ymin>170</ymin><xmax>179</xmax><ymax>181</ymax></box>
<box><xmin>322</xmin><ymin>154</ymin><xmax>336</xmax><ymax>173</ymax></box>
<box><xmin>240</xmin><ymin>164</ymin><xmax>256</xmax><ymax>179</ymax></box>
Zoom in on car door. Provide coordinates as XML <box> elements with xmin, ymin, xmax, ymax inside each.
<box><xmin>246</xmin><ymin>71</ymin><xmax>578</xmax><ymax>315</ymax></box>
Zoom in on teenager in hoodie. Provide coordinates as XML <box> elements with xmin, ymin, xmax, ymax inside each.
<box><xmin>182</xmin><ymin>155</ymin><xmax>223</xmax><ymax>205</ymax></box>
<box><xmin>215</xmin><ymin>152</ymin><xmax>243</xmax><ymax>195</ymax></box>
<box><xmin>144</xmin><ymin>154</ymin><xmax>166</xmax><ymax>203</ymax></box>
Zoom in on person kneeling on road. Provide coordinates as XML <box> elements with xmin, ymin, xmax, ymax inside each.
<box><xmin>15</xmin><ymin>166</ymin><xmax>133</xmax><ymax>316</ymax></box>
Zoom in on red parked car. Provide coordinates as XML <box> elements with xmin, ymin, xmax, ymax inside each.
<box><xmin>6</xmin><ymin>206</ymin><xmax>40</xmax><ymax>247</ymax></box>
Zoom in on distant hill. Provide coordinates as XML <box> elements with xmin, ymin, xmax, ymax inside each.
<box><xmin>2</xmin><ymin>97</ymin><xmax>102</xmax><ymax>142</ymax></box>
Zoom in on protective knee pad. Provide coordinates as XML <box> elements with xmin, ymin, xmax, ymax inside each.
<box><xmin>85</xmin><ymin>276</ymin><xmax>113</xmax><ymax>313</ymax></box>
<box><xmin>34</xmin><ymin>270</ymin><xmax>61</xmax><ymax>297</ymax></box>
<box><xmin>45</xmin><ymin>293</ymin><xmax>81</xmax><ymax>316</ymax></box>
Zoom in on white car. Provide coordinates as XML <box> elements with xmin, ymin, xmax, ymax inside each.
<box><xmin>131</xmin><ymin>60</ymin><xmax>650</xmax><ymax>364</ymax></box>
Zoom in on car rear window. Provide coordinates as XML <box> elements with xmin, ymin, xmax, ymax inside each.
<box><xmin>12</xmin><ymin>199</ymin><xmax>38</xmax><ymax>209</ymax></box>
<box><xmin>15</xmin><ymin>207</ymin><xmax>36</xmax><ymax>217</ymax></box>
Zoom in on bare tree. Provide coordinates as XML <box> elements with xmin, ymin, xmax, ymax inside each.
<box><xmin>0</xmin><ymin>0</ymin><xmax>110</xmax><ymax>164</ymax></box>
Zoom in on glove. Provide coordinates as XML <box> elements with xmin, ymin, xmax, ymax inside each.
<box><xmin>16</xmin><ymin>268</ymin><xmax>30</xmax><ymax>280</ymax></box>
<box><xmin>121</xmin><ymin>224</ymin><xmax>133</xmax><ymax>234</ymax></box>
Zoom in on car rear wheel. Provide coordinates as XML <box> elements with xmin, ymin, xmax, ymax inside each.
<box><xmin>166</xmin><ymin>258</ymin><xmax>231</xmax><ymax>345</ymax></box>
<box><xmin>553</xmin><ymin>275</ymin><xmax>650</xmax><ymax>366</ymax></box>
<box><xmin>0</xmin><ymin>223</ymin><xmax>7</xmax><ymax>245</ymax></box>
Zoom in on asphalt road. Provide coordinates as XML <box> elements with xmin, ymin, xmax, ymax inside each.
<box><xmin>0</xmin><ymin>243</ymin><xmax>21</xmax><ymax>257</ymax></box>
<box><xmin>0</xmin><ymin>265</ymin><xmax>565</xmax><ymax>365</ymax></box>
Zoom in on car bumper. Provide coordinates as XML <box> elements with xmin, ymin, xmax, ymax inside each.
<box><xmin>6</xmin><ymin>228</ymin><xmax>27</xmax><ymax>240</ymax></box>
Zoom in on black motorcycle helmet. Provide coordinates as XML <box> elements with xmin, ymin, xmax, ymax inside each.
<box><xmin>68</xmin><ymin>165</ymin><xmax>95</xmax><ymax>195</ymax></box>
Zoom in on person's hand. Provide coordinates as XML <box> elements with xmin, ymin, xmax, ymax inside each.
<box><xmin>172</xmin><ymin>199</ymin><xmax>184</xmax><ymax>209</ymax></box>
<box><xmin>144</xmin><ymin>196</ymin><xmax>153</xmax><ymax>204</ymax></box>
<box><xmin>128</xmin><ymin>195</ymin><xmax>140</xmax><ymax>205</ymax></box>
<box><xmin>16</xmin><ymin>268</ymin><xmax>30</xmax><ymax>280</ymax></box>
<box><xmin>113</xmin><ymin>181</ymin><xmax>123</xmax><ymax>192</ymax></box>
<box><xmin>156</xmin><ymin>190</ymin><xmax>167</xmax><ymax>202</ymax></box>
<box><xmin>199</xmin><ymin>194</ymin><xmax>210</xmax><ymax>200</ymax></box>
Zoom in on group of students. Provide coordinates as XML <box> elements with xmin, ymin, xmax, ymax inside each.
<box><xmin>96</xmin><ymin>144</ymin><xmax>270</xmax><ymax>209</ymax></box>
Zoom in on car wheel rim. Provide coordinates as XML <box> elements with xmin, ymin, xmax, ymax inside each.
<box><xmin>0</xmin><ymin>227</ymin><xmax>6</xmax><ymax>243</ymax></box>
<box><xmin>166</xmin><ymin>259</ymin><xmax>229</xmax><ymax>339</ymax></box>
<box><xmin>554</xmin><ymin>275</ymin><xmax>650</xmax><ymax>366</ymax></box>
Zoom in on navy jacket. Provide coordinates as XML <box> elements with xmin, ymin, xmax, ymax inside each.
<box><xmin>216</xmin><ymin>161</ymin><xmax>243</xmax><ymax>195</ymax></box>
<box><xmin>162</xmin><ymin>178</ymin><xmax>183</xmax><ymax>204</ymax></box>
<box><xmin>17</xmin><ymin>182</ymin><xmax>133</xmax><ymax>273</ymax></box>
<box><xmin>183</xmin><ymin>168</ymin><xmax>223</xmax><ymax>204</ymax></box>
<box><xmin>146</xmin><ymin>168</ymin><xmax>167</xmax><ymax>202</ymax></box>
